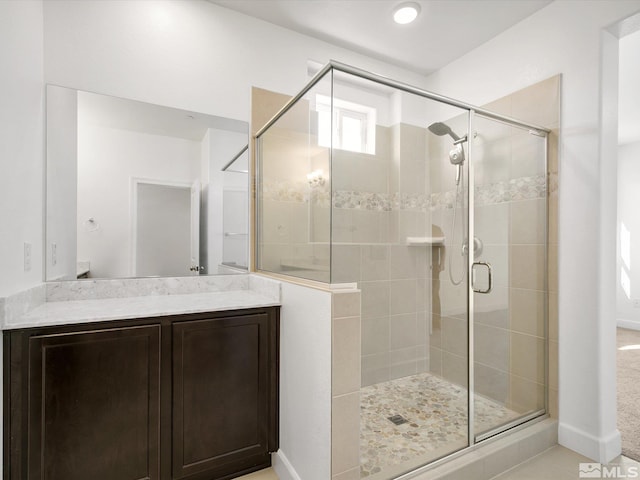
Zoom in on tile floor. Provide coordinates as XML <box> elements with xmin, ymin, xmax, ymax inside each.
<box><xmin>237</xmin><ymin>467</ymin><xmax>278</xmax><ymax>480</ymax></box>
<box><xmin>239</xmin><ymin>447</ymin><xmax>640</xmax><ymax>480</ymax></box>
<box><xmin>491</xmin><ymin>445</ymin><xmax>640</xmax><ymax>480</ymax></box>
<box><xmin>360</xmin><ymin>372</ymin><xmax>520</xmax><ymax>478</ymax></box>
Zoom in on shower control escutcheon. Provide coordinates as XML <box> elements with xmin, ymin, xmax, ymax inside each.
<box><xmin>472</xmin><ymin>262</ymin><xmax>493</xmax><ymax>294</ymax></box>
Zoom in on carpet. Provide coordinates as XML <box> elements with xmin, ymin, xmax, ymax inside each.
<box><xmin>617</xmin><ymin>327</ymin><xmax>640</xmax><ymax>462</ymax></box>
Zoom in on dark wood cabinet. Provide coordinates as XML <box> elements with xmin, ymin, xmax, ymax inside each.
<box><xmin>172</xmin><ymin>313</ymin><xmax>277</xmax><ymax>480</ymax></box>
<box><xmin>27</xmin><ymin>326</ymin><xmax>161</xmax><ymax>480</ymax></box>
<box><xmin>4</xmin><ymin>307</ymin><xmax>279</xmax><ymax>480</ymax></box>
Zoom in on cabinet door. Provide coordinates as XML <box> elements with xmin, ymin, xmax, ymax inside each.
<box><xmin>172</xmin><ymin>313</ymin><xmax>270</xmax><ymax>479</ymax></box>
<box><xmin>27</xmin><ymin>325</ymin><xmax>161</xmax><ymax>480</ymax></box>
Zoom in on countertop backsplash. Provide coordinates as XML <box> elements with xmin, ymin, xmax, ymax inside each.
<box><xmin>1</xmin><ymin>274</ymin><xmax>281</xmax><ymax>330</ymax></box>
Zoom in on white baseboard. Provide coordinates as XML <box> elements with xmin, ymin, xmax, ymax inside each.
<box><xmin>617</xmin><ymin>318</ymin><xmax>640</xmax><ymax>331</ymax></box>
<box><xmin>272</xmin><ymin>450</ymin><xmax>302</xmax><ymax>480</ymax></box>
<box><xmin>558</xmin><ymin>422</ymin><xmax>621</xmax><ymax>464</ymax></box>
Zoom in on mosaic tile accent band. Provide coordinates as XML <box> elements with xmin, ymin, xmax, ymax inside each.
<box><xmin>261</xmin><ymin>174</ymin><xmax>547</xmax><ymax>211</ymax></box>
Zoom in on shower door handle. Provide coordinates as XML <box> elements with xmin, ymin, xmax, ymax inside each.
<box><xmin>472</xmin><ymin>262</ymin><xmax>493</xmax><ymax>294</ymax></box>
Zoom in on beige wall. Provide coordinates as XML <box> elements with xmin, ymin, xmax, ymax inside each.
<box><xmin>332</xmin><ymin>123</ymin><xmax>433</xmax><ymax>386</ymax></box>
<box><xmin>429</xmin><ymin>76</ymin><xmax>560</xmax><ymax>418</ymax></box>
<box><xmin>331</xmin><ymin>290</ymin><xmax>361</xmax><ymax>479</ymax></box>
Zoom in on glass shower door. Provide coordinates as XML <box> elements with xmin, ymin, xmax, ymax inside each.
<box><xmin>470</xmin><ymin>114</ymin><xmax>548</xmax><ymax>440</ymax></box>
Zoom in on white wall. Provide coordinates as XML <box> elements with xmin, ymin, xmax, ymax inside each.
<box><xmin>423</xmin><ymin>0</ymin><xmax>640</xmax><ymax>463</ymax></box>
<box><xmin>618</xmin><ymin>29</ymin><xmax>640</xmax><ymax>145</ymax></box>
<box><xmin>77</xmin><ymin>124</ymin><xmax>201</xmax><ymax>278</ymax></box>
<box><xmin>0</xmin><ymin>1</ymin><xmax>44</xmax><ymax>297</ymax></box>
<box><xmin>136</xmin><ymin>183</ymin><xmax>191</xmax><ymax>277</ymax></box>
<box><xmin>220</xmin><ymin>143</ymin><xmax>248</xmax><ymax>269</ymax></box>
<box><xmin>617</xmin><ymin>141</ymin><xmax>640</xmax><ymax>325</ymax></box>
<box><xmin>222</xmin><ymin>189</ymin><xmax>248</xmax><ymax>268</ymax></box>
<box><xmin>43</xmin><ymin>0</ymin><xmax>429</xmax><ymax>125</ymax></box>
<box><xmin>45</xmin><ymin>86</ymin><xmax>77</xmax><ymax>281</ymax></box>
<box><xmin>205</xmin><ymin>128</ymin><xmax>247</xmax><ymax>273</ymax></box>
<box><xmin>274</xmin><ymin>282</ymin><xmax>332</xmax><ymax>480</ymax></box>
<box><xmin>0</xmin><ymin>3</ymin><xmax>44</xmax><ymax>473</ymax></box>
<box><xmin>199</xmin><ymin>129</ymin><xmax>211</xmax><ymax>273</ymax></box>
<box><xmin>617</xmin><ymin>27</ymin><xmax>640</xmax><ymax>328</ymax></box>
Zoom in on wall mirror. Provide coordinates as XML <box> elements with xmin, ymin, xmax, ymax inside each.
<box><xmin>45</xmin><ymin>85</ymin><xmax>249</xmax><ymax>281</ymax></box>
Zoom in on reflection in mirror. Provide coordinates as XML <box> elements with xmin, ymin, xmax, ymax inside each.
<box><xmin>46</xmin><ymin>85</ymin><xmax>249</xmax><ymax>281</ymax></box>
<box><xmin>221</xmin><ymin>146</ymin><xmax>249</xmax><ymax>270</ymax></box>
<box><xmin>222</xmin><ymin>145</ymin><xmax>248</xmax><ymax>173</ymax></box>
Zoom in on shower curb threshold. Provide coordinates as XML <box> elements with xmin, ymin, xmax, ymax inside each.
<box><xmin>402</xmin><ymin>418</ymin><xmax>558</xmax><ymax>480</ymax></box>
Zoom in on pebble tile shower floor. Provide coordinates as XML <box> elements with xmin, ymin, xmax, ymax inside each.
<box><xmin>360</xmin><ymin>372</ymin><xmax>521</xmax><ymax>478</ymax></box>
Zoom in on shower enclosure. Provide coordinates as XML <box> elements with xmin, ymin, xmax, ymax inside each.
<box><xmin>256</xmin><ymin>62</ymin><xmax>548</xmax><ymax>479</ymax></box>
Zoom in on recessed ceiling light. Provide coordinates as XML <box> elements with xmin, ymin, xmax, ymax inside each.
<box><xmin>393</xmin><ymin>2</ymin><xmax>420</xmax><ymax>25</ymax></box>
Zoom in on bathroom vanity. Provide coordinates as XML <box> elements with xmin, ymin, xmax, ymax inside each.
<box><xmin>2</xmin><ymin>276</ymin><xmax>281</xmax><ymax>480</ymax></box>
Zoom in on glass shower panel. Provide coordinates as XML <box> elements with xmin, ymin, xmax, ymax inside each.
<box><xmin>471</xmin><ymin>114</ymin><xmax>547</xmax><ymax>439</ymax></box>
<box><xmin>254</xmin><ymin>62</ymin><xmax>553</xmax><ymax>480</ymax></box>
<box><xmin>256</xmin><ymin>73</ymin><xmax>332</xmax><ymax>282</ymax></box>
<box><xmin>424</xmin><ymin>107</ymin><xmax>472</xmax><ymax>465</ymax></box>
<box><xmin>255</xmin><ymin>62</ymin><xmax>552</xmax><ymax>480</ymax></box>
<box><xmin>328</xmin><ymin>67</ymin><xmax>474</xmax><ymax>477</ymax></box>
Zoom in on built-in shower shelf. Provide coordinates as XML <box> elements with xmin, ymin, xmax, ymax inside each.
<box><xmin>406</xmin><ymin>236</ymin><xmax>445</xmax><ymax>246</ymax></box>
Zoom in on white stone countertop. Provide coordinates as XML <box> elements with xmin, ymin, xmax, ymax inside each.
<box><xmin>5</xmin><ymin>290</ymin><xmax>280</xmax><ymax>330</ymax></box>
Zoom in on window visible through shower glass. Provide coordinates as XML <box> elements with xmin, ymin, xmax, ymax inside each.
<box><xmin>316</xmin><ymin>94</ymin><xmax>376</xmax><ymax>154</ymax></box>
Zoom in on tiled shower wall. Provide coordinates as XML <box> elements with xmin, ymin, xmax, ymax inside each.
<box><xmin>257</xmin><ymin>75</ymin><xmax>559</xmax><ymax>418</ymax></box>
<box><xmin>258</xmin><ymin>88</ymin><xmax>435</xmax><ymax>387</ymax></box>
<box><xmin>428</xmin><ymin>76</ymin><xmax>560</xmax><ymax>417</ymax></box>
<box><xmin>332</xmin><ymin>123</ymin><xmax>432</xmax><ymax>387</ymax></box>
<box><xmin>331</xmin><ymin>289</ymin><xmax>362</xmax><ymax>479</ymax></box>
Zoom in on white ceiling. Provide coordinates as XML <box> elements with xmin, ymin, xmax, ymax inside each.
<box><xmin>619</xmin><ymin>28</ymin><xmax>640</xmax><ymax>145</ymax></box>
<box><xmin>209</xmin><ymin>0</ymin><xmax>638</xmax><ymax>144</ymax></box>
<box><xmin>210</xmin><ymin>0</ymin><xmax>553</xmax><ymax>75</ymax></box>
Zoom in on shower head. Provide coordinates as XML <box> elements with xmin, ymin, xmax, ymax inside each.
<box><xmin>429</xmin><ymin>121</ymin><xmax>465</xmax><ymax>173</ymax></box>
<box><xmin>428</xmin><ymin>122</ymin><xmax>461</xmax><ymax>142</ymax></box>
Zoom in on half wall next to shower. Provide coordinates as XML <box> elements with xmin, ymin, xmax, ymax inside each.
<box><xmin>255</xmin><ymin>63</ymin><xmax>554</xmax><ymax>480</ymax></box>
